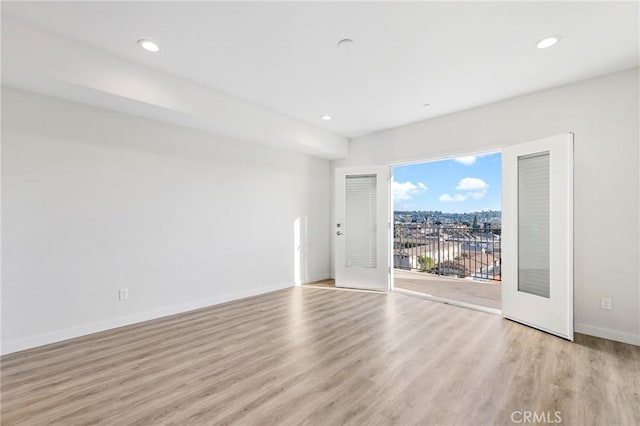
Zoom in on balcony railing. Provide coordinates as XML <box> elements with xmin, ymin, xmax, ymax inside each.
<box><xmin>394</xmin><ymin>224</ymin><xmax>501</xmax><ymax>281</ymax></box>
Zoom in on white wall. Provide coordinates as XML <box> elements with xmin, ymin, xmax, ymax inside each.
<box><xmin>1</xmin><ymin>88</ymin><xmax>332</xmax><ymax>354</ymax></box>
<box><xmin>334</xmin><ymin>68</ymin><xmax>640</xmax><ymax>345</ymax></box>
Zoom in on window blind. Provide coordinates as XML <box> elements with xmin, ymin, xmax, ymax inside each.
<box><xmin>518</xmin><ymin>152</ymin><xmax>550</xmax><ymax>298</ymax></box>
<box><xmin>345</xmin><ymin>174</ymin><xmax>377</xmax><ymax>268</ymax></box>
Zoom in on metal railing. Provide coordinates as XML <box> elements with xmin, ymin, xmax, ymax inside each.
<box><xmin>394</xmin><ymin>224</ymin><xmax>501</xmax><ymax>281</ymax></box>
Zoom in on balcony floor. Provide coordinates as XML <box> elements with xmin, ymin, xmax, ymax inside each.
<box><xmin>394</xmin><ymin>269</ymin><xmax>501</xmax><ymax>310</ymax></box>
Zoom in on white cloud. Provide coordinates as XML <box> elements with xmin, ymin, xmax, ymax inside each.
<box><xmin>452</xmin><ymin>152</ymin><xmax>498</xmax><ymax>166</ymax></box>
<box><xmin>439</xmin><ymin>193</ymin><xmax>467</xmax><ymax>202</ymax></box>
<box><xmin>440</xmin><ymin>177</ymin><xmax>490</xmax><ymax>202</ymax></box>
<box><xmin>456</xmin><ymin>177</ymin><xmax>489</xmax><ymax>191</ymax></box>
<box><xmin>453</xmin><ymin>156</ymin><xmax>477</xmax><ymax>166</ymax></box>
<box><xmin>393</xmin><ymin>180</ymin><xmax>428</xmax><ymax>201</ymax></box>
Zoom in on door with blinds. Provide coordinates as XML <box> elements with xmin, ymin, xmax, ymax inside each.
<box><xmin>502</xmin><ymin>133</ymin><xmax>574</xmax><ymax>340</ymax></box>
<box><xmin>334</xmin><ymin>167</ymin><xmax>390</xmax><ymax>291</ymax></box>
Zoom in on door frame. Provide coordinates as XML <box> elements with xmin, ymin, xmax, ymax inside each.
<box><xmin>387</xmin><ymin>147</ymin><xmax>503</xmax><ymax>298</ymax></box>
<box><xmin>352</xmin><ymin>139</ymin><xmax>572</xmax><ymax>339</ymax></box>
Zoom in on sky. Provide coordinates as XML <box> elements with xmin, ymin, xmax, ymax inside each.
<box><xmin>393</xmin><ymin>152</ymin><xmax>501</xmax><ymax>213</ymax></box>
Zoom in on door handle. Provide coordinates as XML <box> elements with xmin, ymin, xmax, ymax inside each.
<box><xmin>336</xmin><ymin>231</ymin><xmax>343</xmax><ymax>236</ymax></box>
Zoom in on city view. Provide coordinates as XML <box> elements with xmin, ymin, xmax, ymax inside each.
<box><xmin>394</xmin><ymin>209</ymin><xmax>501</xmax><ymax>281</ymax></box>
<box><xmin>393</xmin><ymin>153</ymin><xmax>502</xmax><ymax>308</ymax></box>
<box><xmin>395</xmin><ymin>209</ymin><xmax>501</xmax><ymax>229</ymax></box>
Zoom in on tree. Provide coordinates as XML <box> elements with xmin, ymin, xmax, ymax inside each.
<box><xmin>472</xmin><ymin>215</ymin><xmax>480</xmax><ymax>229</ymax></box>
<box><xmin>417</xmin><ymin>254</ymin><xmax>436</xmax><ymax>271</ymax></box>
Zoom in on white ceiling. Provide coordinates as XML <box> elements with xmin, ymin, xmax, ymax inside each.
<box><xmin>2</xmin><ymin>1</ymin><xmax>639</xmax><ymax>138</ymax></box>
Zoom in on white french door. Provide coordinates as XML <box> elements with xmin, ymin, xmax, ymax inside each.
<box><xmin>334</xmin><ymin>166</ymin><xmax>390</xmax><ymax>291</ymax></box>
<box><xmin>502</xmin><ymin>133</ymin><xmax>574</xmax><ymax>340</ymax></box>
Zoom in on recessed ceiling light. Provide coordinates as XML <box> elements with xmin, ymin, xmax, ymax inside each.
<box><xmin>138</xmin><ymin>39</ymin><xmax>159</xmax><ymax>53</ymax></box>
<box><xmin>536</xmin><ymin>35</ymin><xmax>561</xmax><ymax>49</ymax></box>
<box><xmin>337</xmin><ymin>38</ymin><xmax>354</xmax><ymax>48</ymax></box>
<box><xmin>321</xmin><ymin>115</ymin><xmax>332</xmax><ymax>121</ymax></box>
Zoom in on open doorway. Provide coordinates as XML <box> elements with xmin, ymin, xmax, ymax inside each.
<box><xmin>392</xmin><ymin>151</ymin><xmax>502</xmax><ymax>311</ymax></box>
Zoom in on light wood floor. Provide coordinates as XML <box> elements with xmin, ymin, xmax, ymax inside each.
<box><xmin>304</xmin><ymin>278</ymin><xmax>336</xmax><ymax>288</ymax></box>
<box><xmin>395</xmin><ymin>269</ymin><xmax>502</xmax><ymax>310</ymax></box>
<box><xmin>2</xmin><ymin>287</ymin><xmax>639</xmax><ymax>425</ymax></box>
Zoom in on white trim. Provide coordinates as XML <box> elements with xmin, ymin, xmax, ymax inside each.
<box><xmin>1</xmin><ymin>282</ymin><xmax>293</xmax><ymax>355</ymax></box>
<box><xmin>575</xmin><ymin>323</ymin><xmax>640</xmax><ymax>346</ymax></box>
<box><xmin>394</xmin><ymin>287</ymin><xmax>502</xmax><ymax>316</ymax></box>
<box><xmin>388</xmin><ymin>146</ymin><xmax>502</xmax><ymax>167</ymax></box>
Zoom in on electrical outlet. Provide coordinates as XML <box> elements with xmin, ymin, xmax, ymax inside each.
<box><xmin>600</xmin><ymin>297</ymin><xmax>612</xmax><ymax>310</ymax></box>
<box><xmin>119</xmin><ymin>288</ymin><xmax>129</xmax><ymax>301</ymax></box>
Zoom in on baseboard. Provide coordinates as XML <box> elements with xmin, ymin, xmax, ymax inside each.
<box><xmin>1</xmin><ymin>282</ymin><xmax>293</xmax><ymax>355</ymax></box>
<box><xmin>575</xmin><ymin>322</ymin><xmax>640</xmax><ymax>346</ymax></box>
